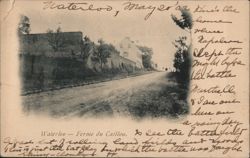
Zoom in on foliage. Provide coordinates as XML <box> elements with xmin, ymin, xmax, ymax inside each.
<box><xmin>142</xmin><ymin>54</ymin><xmax>152</xmax><ymax>69</ymax></box>
<box><xmin>18</xmin><ymin>15</ymin><xmax>31</xmax><ymax>35</ymax></box>
<box><xmin>81</xmin><ymin>36</ymin><xmax>96</xmax><ymax>61</ymax></box>
<box><xmin>172</xmin><ymin>36</ymin><xmax>191</xmax><ymax>88</ymax></box>
<box><xmin>46</xmin><ymin>27</ymin><xmax>64</xmax><ymax>51</ymax></box>
<box><xmin>171</xmin><ymin>7</ymin><xmax>193</xmax><ymax>32</ymax></box>
<box><xmin>171</xmin><ymin>7</ymin><xmax>193</xmax><ymax>88</ymax></box>
<box><xmin>137</xmin><ymin>46</ymin><xmax>153</xmax><ymax>69</ymax></box>
<box><xmin>91</xmin><ymin>39</ymin><xmax>112</xmax><ymax>69</ymax></box>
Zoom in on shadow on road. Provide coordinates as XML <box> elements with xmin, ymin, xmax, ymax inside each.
<box><xmin>23</xmin><ymin>72</ymin><xmax>190</xmax><ymax>119</ymax></box>
<box><xmin>74</xmin><ymin>72</ymin><xmax>190</xmax><ymax>120</ymax></box>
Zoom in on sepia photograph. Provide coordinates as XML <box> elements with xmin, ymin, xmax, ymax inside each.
<box><xmin>1</xmin><ymin>0</ymin><xmax>249</xmax><ymax>157</ymax></box>
<box><xmin>18</xmin><ymin>1</ymin><xmax>192</xmax><ymax>119</ymax></box>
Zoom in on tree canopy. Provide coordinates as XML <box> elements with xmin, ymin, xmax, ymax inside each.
<box><xmin>18</xmin><ymin>15</ymin><xmax>31</xmax><ymax>35</ymax></box>
<box><xmin>46</xmin><ymin>27</ymin><xmax>64</xmax><ymax>51</ymax></box>
<box><xmin>91</xmin><ymin>39</ymin><xmax>114</xmax><ymax>69</ymax></box>
<box><xmin>171</xmin><ymin>7</ymin><xmax>193</xmax><ymax>33</ymax></box>
<box><xmin>137</xmin><ymin>46</ymin><xmax>154</xmax><ymax>69</ymax></box>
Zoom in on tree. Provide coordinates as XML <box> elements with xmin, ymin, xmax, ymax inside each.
<box><xmin>91</xmin><ymin>39</ymin><xmax>111</xmax><ymax>69</ymax></box>
<box><xmin>80</xmin><ymin>36</ymin><xmax>97</xmax><ymax>63</ymax></box>
<box><xmin>172</xmin><ymin>36</ymin><xmax>191</xmax><ymax>87</ymax></box>
<box><xmin>138</xmin><ymin>46</ymin><xmax>153</xmax><ymax>69</ymax></box>
<box><xmin>171</xmin><ymin>7</ymin><xmax>193</xmax><ymax>88</ymax></box>
<box><xmin>46</xmin><ymin>27</ymin><xmax>64</xmax><ymax>51</ymax></box>
<box><xmin>173</xmin><ymin>37</ymin><xmax>186</xmax><ymax>72</ymax></box>
<box><xmin>171</xmin><ymin>7</ymin><xmax>193</xmax><ymax>33</ymax></box>
<box><xmin>18</xmin><ymin>15</ymin><xmax>31</xmax><ymax>35</ymax></box>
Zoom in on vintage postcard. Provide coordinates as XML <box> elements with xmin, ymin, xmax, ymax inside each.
<box><xmin>0</xmin><ymin>0</ymin><xmax>249</xmax><ymax>157</ymax></box>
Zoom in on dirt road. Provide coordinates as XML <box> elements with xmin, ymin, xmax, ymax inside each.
<box><xmin>23</xmin><ymin>71</ymin><xmax>185</xmax><ymax>118</ymax></box>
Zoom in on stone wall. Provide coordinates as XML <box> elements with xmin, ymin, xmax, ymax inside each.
<box><xmin>19</xmin><ymin>32</ymin><xmax>83</xmax><ymax>57</ymax></box>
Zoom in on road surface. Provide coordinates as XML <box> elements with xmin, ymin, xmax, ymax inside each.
<box><xmin>23</xmin><ymin>71</ymin><xmax>185</xmax><ymax>118</ymax></box>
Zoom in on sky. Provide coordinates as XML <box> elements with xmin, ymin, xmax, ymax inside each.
<box><xmin>15</xmin><ymin>1</ymin><xmax>188</xmax><ymax>69</ymax></box>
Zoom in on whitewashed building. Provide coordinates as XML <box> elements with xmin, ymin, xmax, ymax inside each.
<box><xmin>116</xmin><ymin>37</ymin><xmax>143</xmax><ymax>69</ymax></box>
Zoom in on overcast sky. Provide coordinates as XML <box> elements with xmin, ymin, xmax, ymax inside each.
<box><xmin>15</xmin><ymin>1</ymin><xmax>188</xmax><ymax>69</ymax></box>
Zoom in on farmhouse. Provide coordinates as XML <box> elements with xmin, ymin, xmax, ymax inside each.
<box><xmin>116</xmin><ymin>37</ymin><xmax>143</xmax><ymax>68</ymax></box>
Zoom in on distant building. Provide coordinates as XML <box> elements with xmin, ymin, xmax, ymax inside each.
<box><xmin>116</xmin><ymin>37</ymin><xmax>143</xmax><ymax>68</ymax></box>
<box><xmin>106</xmin><ymin>52</ymin><xmax>136</xmax><ymax>70</ymax></box>
<box><xmin>86</xmin><ymin>46</ymin><xmax>136</xmax><ymax>71</ymax></box>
